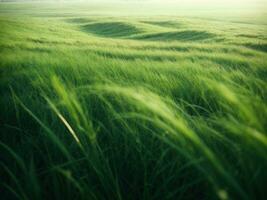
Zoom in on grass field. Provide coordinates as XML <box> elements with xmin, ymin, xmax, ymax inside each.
<box><xmin>1</xmin><ymin>1</ymin><xmax>267</xmax><ymax>200</ymax></box>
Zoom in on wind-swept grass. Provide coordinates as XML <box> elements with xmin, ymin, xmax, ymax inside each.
<box><xmin>1</xmin><ymin>2</ymin><xmax>267</xmax><ymax>200</ymax></box>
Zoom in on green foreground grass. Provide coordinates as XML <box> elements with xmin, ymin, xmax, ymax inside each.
<box><xmin>1</xmin><ymin>2</ymin><xmax>267</xmax><ymax>200</ymax></box>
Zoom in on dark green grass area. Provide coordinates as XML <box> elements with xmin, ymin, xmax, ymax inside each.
<box><xmin>245</xmin><ymin>43</ymin><xmax>267</xmax><ymax>53</ymax></box>
<box><xmin>81</xmin><ymin>22</ymin><xmax>142</xmax><ymax>38</ymax></box>
<box><xmin>132</xmin><ymin>30</ymin><xmax>217</xmax><ymax>41</ymax></box>
<box><xmin>1</xmin><ymin>2</ymin><xmax>267</xmax><ymax>200</ymax></box>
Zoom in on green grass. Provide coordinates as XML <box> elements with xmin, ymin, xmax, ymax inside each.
<box><xmin>1</xmin><ymin>2</ymin><xmax>267</xmax><ymax>200</ymax></box>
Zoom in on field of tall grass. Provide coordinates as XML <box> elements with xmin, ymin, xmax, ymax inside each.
<box><xmin>1</xmin><ymin>2</ymin><xmax>267</xmax><ymax>200</ymax></box>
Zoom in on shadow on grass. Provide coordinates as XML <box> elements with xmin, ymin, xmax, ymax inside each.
<box><xmin>81</xmin><ymin>22</ymin><xmax>142</xmax><ymax>38</ymax></box>
<box><xmin>133</xmin><ymin>30</ymin><xmax>217</xmax><ymax>42</ymax></box>
<box><xmin>244</xmin><ymin>43</ymin><xmax>267</xmax><ymax>53</ymax></box>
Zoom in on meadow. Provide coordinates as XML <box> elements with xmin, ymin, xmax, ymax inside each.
<box><xmin>0</xmin><ymin>2</ymin><xmax>267</xmax><ymax>200</ymax></box>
